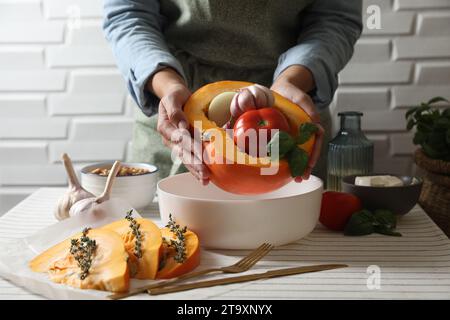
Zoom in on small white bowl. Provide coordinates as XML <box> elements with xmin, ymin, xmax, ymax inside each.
<box><xmin>158</xmin><ymin>173</ymin><xmax>323</xmax><ymax>249</ymax></box>
<box><xmin>80</xmin><ymin>162</ymin><xmax>158</xmax><ymax>209</ymax></box>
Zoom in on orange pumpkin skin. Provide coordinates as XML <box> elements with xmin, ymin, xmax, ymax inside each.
<box><xmin>184</xmin><ymin>81</ymin><xmax>315</xmax><ymax>195</ymax></box>
<box><xmin>156</xmin><ymin>228</ymin><xmax>200</xmax><ymax>279</ymax></box>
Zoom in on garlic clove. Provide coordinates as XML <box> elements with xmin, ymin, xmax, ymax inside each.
<box><xmin>69</xmin><ymin>161</ymin><xmax>122</xmax><ymax>217</ymax></box>
<box><xmin>54</xmin><ymin>153</ymin><xmax>94</xmax><ymax>221</ymax></box>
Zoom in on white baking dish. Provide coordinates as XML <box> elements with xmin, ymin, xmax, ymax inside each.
<box><xmin>158</xmin><ymin>173</ymin><xmax>323</xmax><ymax>249</ymax></box>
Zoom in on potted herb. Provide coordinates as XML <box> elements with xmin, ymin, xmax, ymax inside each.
<box><xmin>406</xmin><ymin>97</ymin><xmax>450</xmax><ymax>236</ymax></box>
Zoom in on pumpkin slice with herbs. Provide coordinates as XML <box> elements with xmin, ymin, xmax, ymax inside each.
<box><xmin>156</xmin><ymin>218</ymin><xmax>200</xmax><ymax>279</ymax></box>
<box><xmin>29</xmin><ymin>228</ymin><xmax>129</xmax><ymax>293</ymax></box>
<box><xmin>102</xmin><ymin>211</ymin><xmax>162</xmax><ymax>279</ymax></box>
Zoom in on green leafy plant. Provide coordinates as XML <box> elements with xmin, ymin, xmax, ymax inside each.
<box><xmin>344</xmin><ymin>209</ymin><xmax>401</xmax><ymax>237</ymax></box>
<box><xmin>267</xmin><ymin>123</ymin><xmax>318</xmax><ymax>177</ymax></box>
<box><xmin>405</xmin><ymin>96</ymin><xmax>450</xmax><ymax>161</ymax></box>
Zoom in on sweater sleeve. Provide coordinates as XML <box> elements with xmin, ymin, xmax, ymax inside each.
<box><xmin>273</xmin><ymin>0</ymin><xmax>363</xmax><ymax>110</ymax></box>
<box><xmin>103</xmin><ymin>0</ymin><xmax>186</xmax><ymax>116</ymax></box>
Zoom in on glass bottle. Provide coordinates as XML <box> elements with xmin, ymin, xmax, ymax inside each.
<box><xmin>327</xmin><ymin>111</ymin><xmax>374</xmax><ymax>191</ymax></box>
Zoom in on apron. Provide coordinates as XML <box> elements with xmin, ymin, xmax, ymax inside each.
<box><xmin>129</xmin><ymin>0</ymin><xmax>332</xmax><ymax>183</ymax></box>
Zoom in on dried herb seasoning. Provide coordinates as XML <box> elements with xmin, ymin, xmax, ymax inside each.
<box><xmin>166</xmin><ymin>214</ymin><xmax>187</xmax><ymax>263</ymax></box>
<box><xmin>70</xmin><ymin>227</ymin><xmax>97</xmax><ymax>280</ymax></box>
<box><xmin>125</xmin><ymin>209</ymin><xmax>143</xmax><ymax>259</ymax></box>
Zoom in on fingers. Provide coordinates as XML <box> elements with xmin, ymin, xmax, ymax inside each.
<box><xmin>302</xmin><ymin>123</ymin><xmax>324</xmax><ymax>180</ymax></box>
<box><xmin>157</xmin><ymin>88</ymin><xmax>210</xmax><ymax>184</ymax></box>
<box><xmin>160</xmin><ymin>126</ymin><xmax>210</xmax><ymax>185</ymax></box>
<box><xmin>292</xmin><ymin>92</ymin><xmax>320</xmax><ymax>123</ymax></box>
<box><xmin>160</xmin><ymin>94</ymin><xmax>189</xmax><ymax>129</ymax></box>
<box><xmin>157</xmin><ymin>104</ymin><xmax>182</xmax><ymax>143</ymax></box>
<box><xmin>294</xmin><ymin>176</ymin><xmax>303</xmax><ymax>183</ymax></box>
<box><xmin>272</xmin><ymin>83</ymin><xmax>320</xmax><ymax>123</ymax></box>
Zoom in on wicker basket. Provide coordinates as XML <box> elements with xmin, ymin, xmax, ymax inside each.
<box><xmin>414</xmin><ymin>149</ymin><xmax>450</xmax><ymax>237</ymax></box>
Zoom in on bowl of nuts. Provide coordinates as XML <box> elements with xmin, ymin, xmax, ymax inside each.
<box><xmin>80</xmin><ymin>162</ymin><xmax>158</xmax><ymax>209</ymax></box>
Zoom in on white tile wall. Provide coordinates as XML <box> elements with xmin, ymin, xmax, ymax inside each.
<box><xmin>0</xmin><ymin>0</ymin><xmax>449</xmax><ymax>214</ymax></box>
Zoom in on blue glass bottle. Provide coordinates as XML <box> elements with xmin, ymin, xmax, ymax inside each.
<box><xmin>327</xmin><ymin>112</ymin><xmax>374</xmax><ymax>191</ymax></box>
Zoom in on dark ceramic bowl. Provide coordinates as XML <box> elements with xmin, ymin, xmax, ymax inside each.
<box><xmin>341</xmin><ymin>174</ymin><xmax>423</xmax><ymax>215</ymax></box>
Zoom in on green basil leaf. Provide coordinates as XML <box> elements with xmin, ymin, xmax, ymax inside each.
<box><xmin>428</xmin><ymin>132</ymin><xmax>447</xmax><ymax>150</ymax></box>
<box><xmin>374</xmin><ymin>209</ymin><xmax>397</xmax><ymax>229</ymax></box>
<box><xmin>287</xmin><ymin>147</ymin><xmax>309</xmax><ymax>177</ymax></box>
<box><xmin>405</xmin><ymin>107</ymin><xmax>418</xmax><ymax>119</ymax></box>
<box><xmin>423</xmin><ymin>142</ymin><xmax>441</xmax><ymax>159</ymax></box>
<box><xmin>435</xmin><ymin>118</ymin><xmax>450</xmax><ymax>129</ymax></box>
<box><xmin>413</xmin><ymin>131</ymin><xmax>425</xmax><ymax>145</ymax></box>
<box><xmin>428</xmin><ymin>96</ymin><xmax>449</xmax><ymax>105</ymax></box>
<box><xmin>296</xmin><ymin>123</ymin><xmax>318</xmax><ymax>144</ymax></box>
<box><xmin>406</xmin><ymin>119</ymin><xmax>415</xmax><ymax>131</ymax></box>
<box><xmin>267</xmin><ymin>131</ymin><xmax>295</xmax><ymax>160</ymax></box>
<box><xmin>374</xmin><ymin>226</ymin><xmax>402</xmax><ymax>237</ymax></box>
<box><xmin>443</xmin><ymin>108</ymin><xmax>450</xmax><ymax>118</ymax></box>
<box><xmin>344</xmin><ymin>210</ymin><xmax>375</xmax><ymax>236</ymax></box>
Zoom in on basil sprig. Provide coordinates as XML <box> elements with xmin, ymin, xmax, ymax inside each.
<box><xmin>344</xmin><ymin>209</ymin><xmax>402</xmax><ymax>237</ymax></box>
<box><xmin>405</xmin><ymin>96</ymin><xmax>450</xmax><ymax>161</ymax></box>
<box><xmin>267</xmin><ymin>123</ymin><xmax>317</xmax><ymax>177</ymax></box>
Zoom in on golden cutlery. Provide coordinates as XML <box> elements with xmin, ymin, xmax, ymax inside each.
<box><xmin>149</xmin><ymin>264</ymin><xmax>348</xmax><ymax>295</ymax></box>
<box><xmin>109</xmin><ymin>242</ymin><xmax>274</xmax><ymax>300</ymax></box>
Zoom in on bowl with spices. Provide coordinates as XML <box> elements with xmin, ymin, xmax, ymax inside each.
<box><xmin>80</xmin><ymin>162</ymin><xmax>158</xmax><ymax>209</ymax></box>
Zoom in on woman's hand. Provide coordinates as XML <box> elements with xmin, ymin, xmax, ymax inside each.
<box><xmin>230</xmin><ymin>84</ymin><xmax>275</xmax><ymax>119</ymax></box>
<box><xmin>271</xmin><ymin>65</ymin><xmax>324</xmax><ymax>182</ymax></box>
<box><xmin>150</xmin><ymin>69</ymin><xmax>210</xmax><ymax>185</ymax></box>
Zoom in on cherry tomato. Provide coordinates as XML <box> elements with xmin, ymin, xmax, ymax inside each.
<box><xmin>233</xmin><ymin>107</ymin><xmax>291</xmax><ymax>157</ymax></box>
<box><xmin>319</xmin><ymin>191</ymin><xmax>363</xmax><ymax>231</ymax></box>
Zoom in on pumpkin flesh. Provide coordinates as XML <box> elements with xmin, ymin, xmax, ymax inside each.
<box><xmin>29</xmin><ymin>229</ymin><xmax>129</xmax><ymax>293</ymax></box>
<box><xmin>156</xmin><ymin>227</ymin><xmax>200</xmax><ymax>279</ymax></box>
<box><xmin>101</xmin><ymin>218</ymin><xmax>162</xmax><ymax>280</ymax></box>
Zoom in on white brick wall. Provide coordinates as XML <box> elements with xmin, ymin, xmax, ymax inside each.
<box><xmin>0</xmin><ymin>0</ymin><xmax>449</xmax><ymax>214</ymax></box>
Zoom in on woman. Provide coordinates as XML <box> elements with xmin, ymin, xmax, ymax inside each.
<box><xmin>103</xmin><ymin>0</ymin><xmax>362</xmax><ymax>185</ymax></box>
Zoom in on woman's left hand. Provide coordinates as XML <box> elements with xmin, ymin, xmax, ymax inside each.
<box><xmin>271</xmin><ymin>68</ymin><xmax>324</xmax><ymax>182</ymax></box>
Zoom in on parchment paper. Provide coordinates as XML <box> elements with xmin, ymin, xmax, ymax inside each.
<box><xmin>0</xmin><ymin>198</ymin><xmax>237</xmax><ymax>300</ymax></box>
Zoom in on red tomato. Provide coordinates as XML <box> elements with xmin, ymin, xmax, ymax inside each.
<box><xmin>233</xmin><ymin>107</ymin><xmax>291</xmax><ymax>157</ymax></box>
<box><xmin>319</xmin><ymin>191</ymin><xmax>363</xmax><ymax>231</ymax></box>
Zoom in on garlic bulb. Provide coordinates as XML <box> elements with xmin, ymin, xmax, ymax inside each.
<box><xmin>54</xmin><ymin>153</ymin><xmax>94</xmax><ymax>221</ymax></box>
<box><xmin>69</xmin><ymin>161</ymin><xmax>121</xmax><ymax>217</ymax></box>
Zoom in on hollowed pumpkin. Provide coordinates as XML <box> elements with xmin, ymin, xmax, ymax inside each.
<box><xmin>29</xmin><ymin>229</ymin><xmax>129</xmax><ymax>293</ymax></box>
<box><xmin>184</xmin><ymin>81</ymin><xmax>315</xmax><ymax>195</ymax></box>
<box><xmin>102</xmin><ymin>218</ymin><xmax>162</xmax><ymax>280</ymax></box>
<box><xmin>156</xmin><ymin>227</ymin><xmax>200</xmax><ymax>279</ymax></box>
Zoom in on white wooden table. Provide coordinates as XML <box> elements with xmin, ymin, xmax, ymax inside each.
<box><xmin>1</xmin><ymin>188</ymin><xmax>450</xmax><ymax>300</ymax></box>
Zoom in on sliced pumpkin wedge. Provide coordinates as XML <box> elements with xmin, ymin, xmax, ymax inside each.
<box><xmin>102</xmin><ymin>218</ymin><xmax>162</xmax><ymax>279</ymax></box>
<box><xmin>29</xmin><ymin>229</ymin><xmax>129</xmax><ymax>293</ymax></box>
<box><xmin>156</xmin><ymin>227</ymin><xmax>201</xmax><ymax>279</ymax></box>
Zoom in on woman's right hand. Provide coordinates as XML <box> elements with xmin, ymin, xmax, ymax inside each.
<box><xmin>151</xmin><ymin>69</ymin><xmax>210</xmax><ymax>185</ymax></box>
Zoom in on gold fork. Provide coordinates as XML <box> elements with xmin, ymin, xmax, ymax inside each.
<box><xmin>109</xmin><ymin>242</ymin><xmax>274</xmax><ymax>300</ymax></box>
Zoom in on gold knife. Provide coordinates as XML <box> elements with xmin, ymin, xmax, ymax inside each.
<box><xmin>148</xmin><ymin>263</ymin><xmax>348</xmax><ymax>295</ymax></box>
